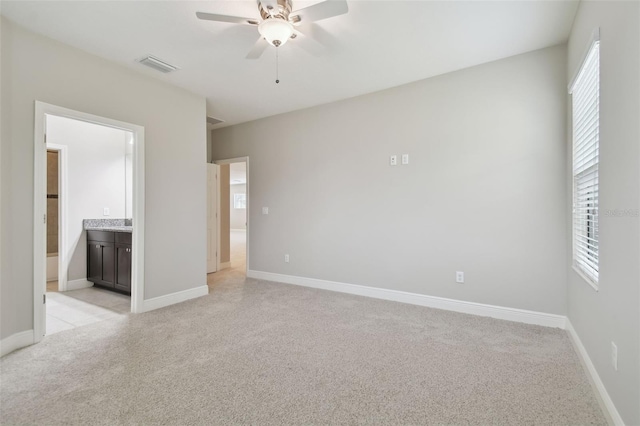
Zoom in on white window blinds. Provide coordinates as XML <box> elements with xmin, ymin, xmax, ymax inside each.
<box><xmin>571</xmin><ymin>41</ymin><xmax>600</xmax><ymax>286</ymax></box>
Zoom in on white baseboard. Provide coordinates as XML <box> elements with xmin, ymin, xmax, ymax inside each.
<box><xmin>1</xmin><ymin>330</ymin><xmax>34</xmax><ymax>357</ymax></box>
<box><xmin>218</xmin><ymin>262</ymin><xmax>231</xmax><ymax>270</ymax></box>
<box><xmin>566</xmin><ymin>320</ymin><xmax>624</xmax><ymax>425</ymax></box>
<box><xmin>141</xmin><ymin>285</ymin><xmax>209</xmax><ymax>313</ymax></box>
<box><xmin>66</xmin><ymin>279</ymin><xmax>93</xmax><ymax>291</ymax></box>
<box><xmin>230</xmin><ymin>228</ymin><xmax>246</xmax><ymax>231</ymax></box>
<box><xmin>247</xmin><ymin>270</ymin><xmax>567</xmax><ymax>329</ymax></box>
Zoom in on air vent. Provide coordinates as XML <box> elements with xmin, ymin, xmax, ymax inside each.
<box><xmin>138</xmin><ymin>55</ymin><xmax>179</xmax><ymax>73</ymax></box>
<box><xmin>207</xmin><ymin>116</ymin><xmax>224</xmax><ymax>126</ymax></box>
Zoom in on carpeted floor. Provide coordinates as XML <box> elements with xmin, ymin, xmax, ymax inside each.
<box><xmin>1</xmin><ymin>248</ymin><xmax>605</xmax><ymax>424</ymax></box>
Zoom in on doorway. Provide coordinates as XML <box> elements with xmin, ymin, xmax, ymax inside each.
<box><xmin>46</xmin><ymin>149</ymin><xmax>61</xmax><ymax>291</ymax></box>
<box><xmin>228</xmin><ymin>162</ymin><xmax>247</xmax><ymax>272</ymax></box>
<box><xmin>33</xmin><ymin>101</ymin><xmax>146</xmax><ymax>342</ymax></box>
<box><xmin>207</xmin><ymin>157</ymin><xmax>249</xmax><ymax>288</ymax></box>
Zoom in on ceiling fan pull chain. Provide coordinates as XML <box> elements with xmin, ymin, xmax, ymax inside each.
<box><xmin>275</xmin><ymin>47</ymin><xmax>280</xmax><ymax>84</ymax></box>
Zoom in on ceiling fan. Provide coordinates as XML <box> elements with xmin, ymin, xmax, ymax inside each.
<box><xmin>196</xmin><ymin>0</ymin><xmax>348</xmax><ymax>59</ymax></box>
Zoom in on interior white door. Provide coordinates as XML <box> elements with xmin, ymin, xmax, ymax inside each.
<box><xmin>207</xmin><ymin>164</ymin><xmax>219</xmax><ymax>273</ymax></box>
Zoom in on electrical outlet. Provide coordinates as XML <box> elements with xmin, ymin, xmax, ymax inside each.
<box><xmin>284</xmin><ymin>254</ymin><xmax>290</xmax><ymax>263</ymax></box>
<box><xmin>262</xmin><ymin>207</ymin><xmax>269</xmax><ymax>215</ymax></box>
<box><xmin>390</xmin><ymin>155</ymin><xmax>397</xmax><ymax>166</ymax></box>
<box><xmin>611</xmin><ymin>342</ymin><xmax>618</xmax><ymax>371</ymax></box>
<box><xmin>456</xmin><ymin>271</ymin><xmax>464</xmax><ymax>283</ymax></box>
<box><xmin>402</xmin><ymin>154</ymin><xmax>409</xmax><ymax>165</ymax></box>
<box><xmin>103</xmin><ymin>207</ymin><xmax>110</xmax><ymax>216</ymax></box>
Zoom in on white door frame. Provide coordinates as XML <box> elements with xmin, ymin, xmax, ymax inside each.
<box><xmin>214</xmin><ymin>156</ymin><xmax>249</xmax><ymax>275</ymax></box>
<box><xmin>45</xmin><ymin>143</ymin><xmax>68</xmax><ymax>292</ymax></box>
<box><xmin>33</xmin><ymin>101</ymin><xmax>146</xmax><ymax>342</ymax></box>
<box><xmin>206</xmin><ymin>163</ymin><xmax>219</xmax><ymax>274</ymax></box>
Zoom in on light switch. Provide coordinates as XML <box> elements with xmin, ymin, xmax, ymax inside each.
<box><xmin>262</xmin><ymin>207</ymin><xmax>269</xmax><ymax>215</ymax></box>
<box><xmin>390</xmin><ymin>155</ymin><xmax>398</xmax><ymax>166</ymax></box>
<box><xmin>402</xmin><ymin>154</ymin><xmax>409</xmax><ymax>165</ymax></box>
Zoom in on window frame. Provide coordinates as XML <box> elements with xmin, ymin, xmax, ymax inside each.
<box><xmin>234</xmin><ymin>193</ymin><xmax>246</xmax><ymax>209</ymax></box>
<box><xmin>569</xmin><ymin>31</ymin><xmax>600</xmax><ymax>291</ymax></box>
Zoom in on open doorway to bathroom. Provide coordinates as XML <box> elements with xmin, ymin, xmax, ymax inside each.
<box><xmin>46</xmin><ymin>149</ymin><xmax>60</xmax><ymax>293</ymax></box>
<box><xmin>44</xmin><ymin>115</ymin><xmax>132</xmax><ymax>335</ymax></box>
<box><xmin>34</xmin><ymin>101</ymin><xmax>146</xmax><ymax>343</ymax></box>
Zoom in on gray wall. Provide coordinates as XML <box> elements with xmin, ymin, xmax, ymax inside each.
<box><xmin>566</xmin><ymin>2</ymin><xmax>640</xmax><ymax>424</ymax></box>
<box><xmin>206</xmin><ymin>125</ymin><xmax>213</xmax><ymax>164</ymax></box>
<box><xmin>230</xmin><ymin>184</ymin><xmax>247</xmax><ymax>230</ymax></box>
<box><xmin>211</xmin><ymin>45</ymin><xmax>568</xmax><ymax>315</ymax></box>
<box><xmin>1</xmin><ymin>18</ymin><xmax>207</xmax><ymax>340</ymax></box>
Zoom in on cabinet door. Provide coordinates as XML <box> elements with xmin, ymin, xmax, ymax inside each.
<box><xmin>115</xmin><ymin>244</ymin><xmax>131</xmax><ymax>292</ymax></box>
<box><xmin>101</xmin><ymin>242</ymin><xmax>115</xmax><ymax>287</ymax></box>
<box><xmin>87</xmin><ymin>241</ymin><xmax>115</xmax><ymax>287</ymax></box>
<box><xmin>87</xmin><ymin>242</ymin><xmax>103</xmax><ymax>283</ymax></box>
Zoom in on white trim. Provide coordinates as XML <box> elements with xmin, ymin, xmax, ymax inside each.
<box><xmin>245</xmin><ymin>157</ymin><xmax>250</xmax><ymax>274</ymax></box>
<box><xmin>566</xmin><ymin>320</ymin><xmax>624</xmax><ymax>425</ymax></box>
<box><xmin>45</xmin><ymin>143</ymin><xmax>68</xmax><ymax>291</ymax></box>
<box><xmin>206</xmin><ymin>163</ymin><xmax>219</xmax><ymax>274</ymax></box>
<box><xmin>247</xmin><ymin>270</ymin><xmax>567</xmax><ymax>329</ymax></box>
<box><xmin>569</xmin><ymin>27</ymin><xmax>600</xmax><ymax>93</ymax></box>
<box><xmin>0</xmin><ymin>330</ymin><xmax>35</xmax><ymax>357</ymax></box>
<box><xmin>572</xmin><ymin>265</ymin><xmax>599</xmax><ymax>292</ymax></box>
<box><xmin>214</xmin><ymin>156</ymin><xmax>247</xmax><ymax>165</ymax></box>
<box><xmin>230</xmin><ymin>228</ymin><xmax>247</xmax><ymax>231</ymax></box>
<box><xmin>65</xmin><ymin>279</ymin><xmax>94</xmax><ymax>291</ymax></box>
<box><xmin>130</xmin><ymin>123</ymin><xmax>145</xmax><ymax>314</ymax></box>
<box><xmin>216</xmin><ymin>164</ymin><xmax>221</xmax><ymax>271</ymax></box>
<box><xmin>33</xmin><ymin>102</ymin><xmax>146</xmax><ymax>341</ymax></box>
<box><xmin>34</xmin><ymin>104</ymin><xmax>47</xmax><ymax>341</ymax></box>
<box><xmin>219</xmin><ymin>261</ymin><xmax>231</xmax><ymax>270</ymax></box>
<box><xmin>141</xmin><ymin>285</ymin><xmax>209</xmax><ymax>313</ymax></box>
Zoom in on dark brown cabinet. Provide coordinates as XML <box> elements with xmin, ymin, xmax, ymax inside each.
<box><xmin>87</xmin><ymin>240</ymin><xmax>114</xmax><ymax>286</ymax></box>
<box><xmin>115</xmin><ymin>232</ymin><xmax>132</xmax><ymax>293</ymax></box>
<box><xmin>87</xmin><ymin>230</ymin><xmax>131</xmax><ymax>294</ymax></box>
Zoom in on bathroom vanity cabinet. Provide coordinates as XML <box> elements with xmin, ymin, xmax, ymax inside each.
<box><xmin>87</xmin><ymin>230</ymin><xmax>131</xmax><ymax>294</ymax></box>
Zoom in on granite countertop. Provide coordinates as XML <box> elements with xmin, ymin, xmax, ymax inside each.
<box><xmin>85</xmin><ymin>225</ymin><xmax>133</xmax><ymax>233</ymax></box>
<box><xmin>83</xmin><ymin>219</ymin><xmax>133</xmax><ymax>233</ymax></box>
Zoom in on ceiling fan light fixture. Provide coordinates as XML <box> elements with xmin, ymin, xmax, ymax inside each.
<box><xmin>258</xmin><ymin>18</ymin><xmax>294</xmax><ymax>47</ymax></box>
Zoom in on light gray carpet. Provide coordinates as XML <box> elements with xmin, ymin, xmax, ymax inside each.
<box><xmin>1</xmin><ymin>277</ymin><xmax>606</xmax><ymax>425</ymax></box>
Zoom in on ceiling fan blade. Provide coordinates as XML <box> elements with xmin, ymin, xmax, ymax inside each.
<box><xmin>246</xmin><ymin>37</ymin><xmax>269</xmax><ymax>59</ymax></box>
<box><xmin>290</xmin><ymin>0</ymin><xmax>348</xmax><ymax>24</ymax></box>
<box><xmin>292</xmin><ymin>29</ymin><xmax>325</xmax><ymax>57</ymax></box>
<box><xmin>196</xmin><ymin>12</ymin><xmax>259</xmax><ymax>26</ymax></box>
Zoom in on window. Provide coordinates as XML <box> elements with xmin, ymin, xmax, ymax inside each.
<box><xmin>234</xmin><ymin>193</ymin><xmax>246</xmax><ymax>209</ymax></box>
<box><xmin>570</xmin><ymin>39</ymin><xmax>600</xmax><ymax>287</ymax></box>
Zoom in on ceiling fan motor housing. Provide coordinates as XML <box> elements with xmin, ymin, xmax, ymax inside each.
<box><xmin>259</xmin><ymin>0</ymin><xmax>293</xmax><ymax>20</ymax></box>
<box><xmin>258</xmin><ymin>0</ymin><xmax>295</xmax><ymax>47</ymax></box>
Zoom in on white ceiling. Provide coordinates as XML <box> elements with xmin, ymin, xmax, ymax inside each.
<box><xmin>1</xmin><ymin>1</ymin><xmax>578</xmax><ymax>128</ymax></box>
